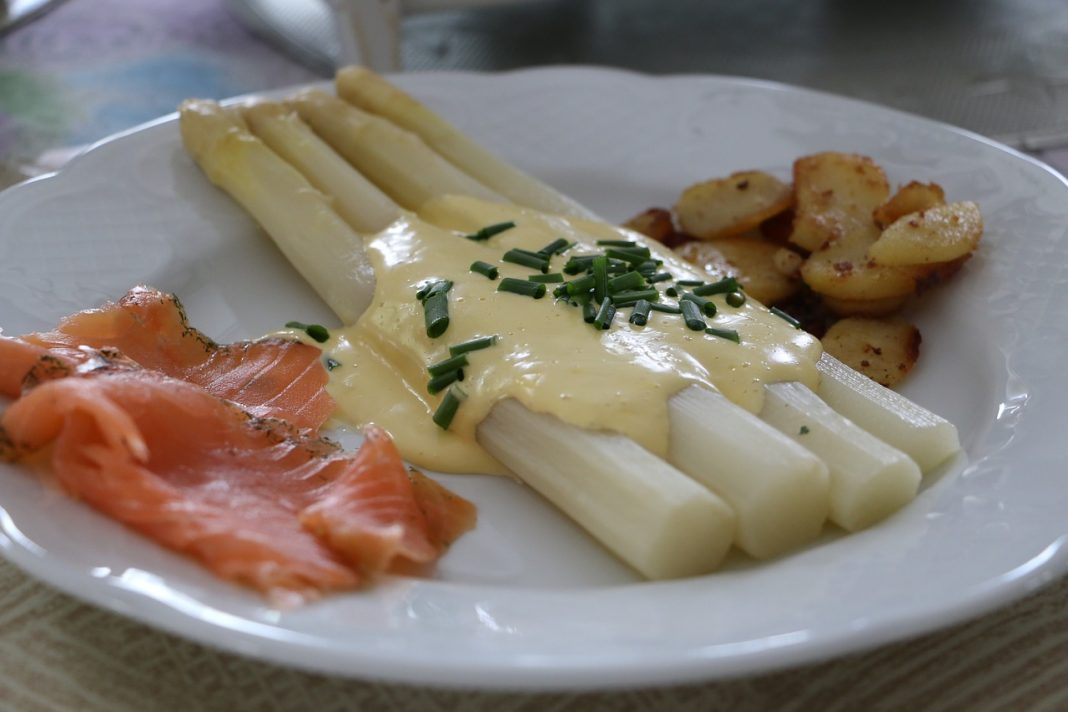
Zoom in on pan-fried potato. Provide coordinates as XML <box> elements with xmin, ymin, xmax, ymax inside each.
<box><xmin>873</xmin><ymin>181</ymin><xmax>945</xmax><ymax>229</ymax></box>
<box><xmin>791</xmin><ymin>153</ymin><xmax>890</xmax><ymax>252</ymax></box>
<box><xmin>675</xmin><ymin>234</ymin><xmax>801</xmax><ymax>304</ymax></box>
<box><xmin>801</xmin><ymin>227</ymin><xmax>918</xmax><ymax>300</ymax></box>
<box><xmin>868</xmin><ymin>201</ymin><xmax>982</xmax><ymax>266</ymax></box>
<box><xmin>822</xmin><ymin>317</ymin><xmax>921</xmax><ymax>388</ymax></box>
<box><xmin>675</xmin><ymin>171</ymin><xmax>792</xmax><ymax>240</ymax></box>
<box><xmin>639</xmin><ymin>151</ymin><xmax>980</xmax><ymax>388</ymax></box>
<box><xmin>622</xmin><ymin>207</ymin><xmax>675</xmax><ymax>243</ymax></box>
<box><xmin>772</xmin><ymin>247</ymin><xmax>803</xmax><ymax>278</ymax></box>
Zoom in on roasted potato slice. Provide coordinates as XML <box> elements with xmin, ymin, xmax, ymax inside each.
<box><xmin>791</xmin><ymin>153</ymin><xmax>890</xmax><ymax>252</ymax></box>
<box><xmin>873</xmin><ymin>181</ymin><xmax>945</xmax><ymax>229</ymax></box>
<box><xmin>822</xmin><ymin>317</ymin><xmax>921</xmax><ymax>387</ymax></box>
<box><xmin>868</xmin><ymin>201</ymin><xmax>982</xmax><ymax>266</ymax></box>
<box><xmin>800</xmin><ymin>226</ymin><xmax>917</xmax><ymax>300</ymax></box>
<box><xmin>676</xmin><ymin>234</ymin><xmax>801</xmax><ymax>304</ymax></box>
<box><xmin>623</xmin><ymin>207</ymin><xmax>675</xmax><ymax>243</ymax></box>
<box><xmin>675</xmin><ymin>171</ymin><xmax>793</xmax><ymax>240</ymax></box>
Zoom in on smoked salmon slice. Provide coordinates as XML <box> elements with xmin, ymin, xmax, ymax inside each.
<box><xmin>0</xmin><ymin>287</ymin><xmax>476</xmax><ymax>600</ymax></box>
<box><xmin>0</xmin><ymin>364</ymin><xmax>475</xmax><ymax>600</ymax></box>
<box><xmin>15</xmin><ymin>287</ymin><xmax>333</xmax><ymax>430</ymax></box>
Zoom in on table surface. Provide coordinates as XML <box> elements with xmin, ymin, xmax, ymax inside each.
<box><xmin>3</xmin><ymin>1</ymin><xmax>1068</xmax><ymax>709</ymax></box>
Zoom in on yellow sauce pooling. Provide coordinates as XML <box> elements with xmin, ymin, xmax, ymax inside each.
<box><xmin>325</xmin><ymin>196</ymin><xmax>822</xmax><ymax>475</ymax></box>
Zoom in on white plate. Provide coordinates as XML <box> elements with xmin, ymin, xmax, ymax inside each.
<box><xmin>1</xmin><ymin>67</ymin><xmax>1067</xmax><ymax>690</ymax></box>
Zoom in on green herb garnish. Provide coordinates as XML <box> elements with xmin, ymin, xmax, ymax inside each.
<box><xmin>432</xmin><ymin>386</ymin><xmax>467</xmax><ymax>429</ymax></box>
<box><xmin>692</xmin><ymin>276</ymin><xmax>740</xmax><ymax>297</ymax></box>
<box><xmin>770</xmin><ymin>306</ymin><xmax>802</xmax><ymax>329</ymax></box>
<box><xmin>528</xmin><ymin>273</ymin><xmax>564</xmax><ymax>283</ymax></box>
<box><xmin>704</xmin><ymin>326</ymin><xmax>740</xmax><ymax>343</ymax></box>
<box><xmin>679</xmin><ymin>299</ymin><xmax>706</xmax><ymax>331</ymax></box>
<box><xmin>470</xmin><ymin>261</ymin><xmax>499</xmax><ymax>280</ymax></box>
<box><xmin>725</xmin><ymin>291</ymin><xmax>747</xmax><ymax>308</ymax></box>
<box><xmin>498</xmin><ymin>277</ymin><xmax>546</xmax><ymax>299</ymax></box>
<box><xmin>285</xmin><ymin>321</ymin><xmax>330</xmax><ymax>343</ymax></box>
<box><xmin>465</xmin><ymin>221</ymin><xmax>515</xmax><ymax>241</ymax></box>
<box><xmin>449</xmin><ymin>335</ymin><xmax>499</xmax><ymax>356</ymax></box>
<box><xmin>630</xmin><ymin>299</ymin><xmax>652</xmax><ymax>326</ymax></box>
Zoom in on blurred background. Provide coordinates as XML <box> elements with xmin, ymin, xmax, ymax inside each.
<box><xmin>2</xmin><ymin>0</ymin><xmax>1068</xmax><ymax>183</ymax></box>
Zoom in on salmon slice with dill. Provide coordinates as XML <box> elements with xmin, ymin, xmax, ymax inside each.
<box><xmin>10</xmin><ymin>286</ymin><xmax>332</xmax><ymax>430</ymax></box>
<box><xmin>0</xmin><ymin>361</ymin><xmax>476</xmax><ymax>600</ymax></box>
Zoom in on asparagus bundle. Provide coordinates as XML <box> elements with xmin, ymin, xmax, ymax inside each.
<box><xmin>177</xmin><ymin>71</ymin><xmax>960</xmax><ymax>578</ymax></box>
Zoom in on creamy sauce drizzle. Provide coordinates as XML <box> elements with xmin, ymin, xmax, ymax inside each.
<box><xmin>322</xmin><ymin>196</ymin><xmax>822</xmax><ymax>475</ymax></box>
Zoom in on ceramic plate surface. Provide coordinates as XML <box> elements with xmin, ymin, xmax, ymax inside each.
<box><xmin>1</xmin><ymin>68</ymin><xmax>1067</xmax><ymax>690</ymax></box>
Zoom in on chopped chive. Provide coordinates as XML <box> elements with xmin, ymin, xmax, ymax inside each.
<box><xmin>637</xmin><ymin>260</ymin><xmax>659</xmax><ymax>275</ymax></box>
<box><xmin>416</xmin><ymin>279</ymin><xmax>452</xmax><ymax>303</ymax></box>
<box><xmin>428</xmin><ymin>353</ymin><xmax>469</xmax><ymax>377</ymax></box>
<box><xmin>606</xmin><ymin>270</ymin><xmax>647</xmax><ymax>294</ymax></box>
<box><xmin>423</xmin><ymin>292</ymin><xmax>450</xmax><ymax>338</ymax></box>
<box><xmin>705</xmin><ymin>327</ymin><xmax>741</xmax><ymax>343</ymax></box>
<box><xmin>680</xmin><ymin>299</ymin><xmax>707</xmax><ymax>330</ymax></box>
<box><xmin>679</xmin><ymin>292</ymin><xmax>717</xmax><ymax>317</ymax></box>
<box><xmin>538</xmin><ymin>238</ymin><xmax>572</xmax><ymax>255</ymax></box>
<box><xmin>470</xmin><ymin>260</ymin><xmax>499</xmax><ymax>280</ymax></box>
<box><xmin>528</xmin><ymin>272</ymin><xmax>564</xmax><ymax>283</ymax></box>
<box><xmin>324</xmin><ymin>357</ymin><xmax>341</xmax><ymax>371</ymax></box>
<box><xmin>630</xmin><ymin>299</ymin><xmax>652</xmax><ymax>326</ymax></box>
<box><xmin>725</xmin><ymin>291</ymin><xmax>747</xmax><ymax>307</ymax></box>
<box><xmin>498</xmin><ymin>277</ymin><xmax>546</xmax><ymax>299</ymax></box>
<box><xmin>665</xmin><ymin>286</ymin><xmax>679</xmax><ymax>297</ymax></box>
<box><xmin>693</xmin><ymin>276</ymin><xmax>740</xmax><ymax>296</ymax></box>
<box><xmin>285</xmin><ymin>321</ymin><xmax>331</xmax><ymax>343</ymax></box>
<box><xmin>432</xmin><ymin>385</ymin><xmax>467</xmax><ymax>429</ymax></box>
<box><xmin>676</xmin><ymin>279</ymin><xmax>705</xmax><ymax>287</ymax></box>
<box><xmin>596</xmin><ymin>239</ymin><xmax>639</xmax><ymax>247</ymax></box>
<box><xmin>649</xmin><ymin>302</ymin><xmax>682</xmax><ymax>314</ymax></box>
<box><xmin>800</xmin><ymin>425</ymin><xmax>811</xmax><ymax>435</ymax></box>
<box><xmin>449</xmin><ymin>335</ymin><xmax>499</xmax><ymax>356</ymax></box>
<box><xmin>562</xmin><ymin>255</ymin><xmax>596</xmax><ymax>275</ymax></box>
<box><xmin>553</xmin><ymin>284</ymin><xmax>569</xmax><ymax>299</ymax></box>
<box><xmin>607</xmin><ymin>245</ymin><xmax>651</xmax><ymax>257</ymax></box>
<box><xmin>582</xmin><ymin>300</ymin><xmax>597</xmax><ymax>323</ymax></box>
<box><xmin>592</xmin><ymin>255</ymin><xmax>608</xmax><ymax>302</ymax></box>
<box><xmin>465</xmin><ymin>221</ymin><xmax>515</xmax><ymax>241</ymax></box>
<box><xmin>427</xmin><ymin>369</ymin><xmax>463</xmax><ymax>395</ymax></box>
<box><xmin>605</xmin><ymin>248</ymin><xmax>649</xmax><ymax>267</ymax></box>
<box><xmin>610</xmin><ymin>288</ymin><xmax>660</xmax><ymax>307</ymax></box>
<box><xmin>502</xmin><ymin>248</ymin><xmax>550</xmax><ymax>272</ymax></box>
<box><xmin>648</xmin><ymin>272</ymin><xmax>673</xmax><ymax>283</ymax></box>
<box><xmin>565</xmin><ymin>274</ymin><xmax>596</xmax><ymax>296</ymax></box>
<box><xmin>605</xmin><ymin>260</ymin><xmax>629</xmax><ymax>274</ymax></box>
<box><xmin>770</xmin><ymin>306</ymin><xmax>803</xmax><ymax>329</ymax></box>
<box><xmin>594</xmin><ymin>300</ymin><xmax>616</xmax><ymax>329</ymax></box>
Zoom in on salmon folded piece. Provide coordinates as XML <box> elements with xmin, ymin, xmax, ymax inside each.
<box><xmin>13</xmin><ymin>286</ymin><xmax>333</xmax><ymax>430</ymax></box>
<box><xmin>0</xmin><ymin>364</ymin><xmax>476</xmax><ymax>600</ymax></box>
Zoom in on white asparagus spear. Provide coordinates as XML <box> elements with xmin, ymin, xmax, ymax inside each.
<box><xmin>816</xmin><ymin>353</ymin><xmax>959</xmax><ymax>473</ymax></box>
<box><xmin>288</xmin><ymin>89</ymin><xmax>506</xmax><ymax>211</ymax></box>
<box><xmin>669</xmin><ymin>386</ymin><xmax>829</xmax><ymax>558</ymax></box>
<box><xmin>246</xmin><ymin>98</ymin><xmax>835</xmax><ymax>560</ymax></box>
<box><xmin>178</xmin><ymin>100</ymin><xmax>373</xmax><ymax>323</ymax></box>
<box><xmin>242</xmin><ymin>102</ymin><xmax>398</xmax><ymax>234</ymax></box>
<box><xmin>479</xmin><ymin>400</ymin><xmax>736</xmax><ymax>579</ymax></box>
<box><xmin>182</xmin><ymin>99</ymin><xmax>740</xmax><ymax>577</ymax></box>
<box><xmin>760</xmin><ymin>381</ymin><xmax>921</xmax><ymax>531</ymax></box>
<box><xmin>335</xmin><ymin>66</ymin><xmax>597</xmax><ymax>220</ymax></box>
